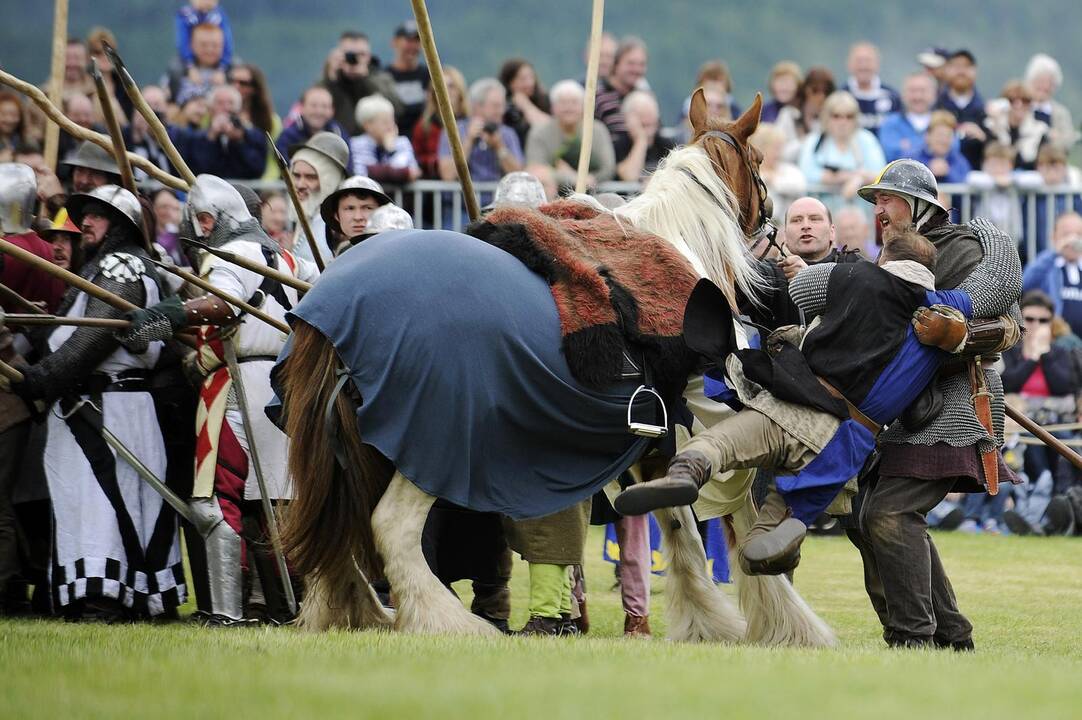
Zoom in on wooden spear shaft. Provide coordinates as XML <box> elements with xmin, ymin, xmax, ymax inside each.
<box><xmin>269</xmin><ymin>137</ymin><xmax>325</xmax><ymax>272</ymax></box>
<box><xmin>0</xmin><ymin>283</ymin><xmax>48</xmax><ymax>315</ymax></box>
<box><xmin>1005</xmin><ymin>403</ymin><xmax>1082</xmax><ymax>472</ymax></box>
<box><xmin>185</xmin><ymin>239</ymin><xmax>311</xmax><ymax>293</ymax></box>
<box><xmin>91</xmin><ymin>60</ymin><xmax>137</xmax><ymax>195</ymax></box>
<box><xmin>102</xmin><ymin>43</ymin><xmax>197</xmax><ymax>187</ymax></box>
<box><xmin>2</xmin><ymin>313</ymin><xmax>131</xmax><ymax>329</ymax></box>
<box><xmin>42</xmin><ymin>0</ymin><xmax>68</xmax><ymax>170</ymax></box>
<box><xmin>575</xmin><ymin>0</ymin><xmax>605</xmax><ymax>194</ymax></box>
<box><xmin>410</xmin><ymin>0</ymin><xmax>480</xmax><ymax>222</ymax></box>
<box><xmin>150</xmin><ymin>260</ymin><xmax>290</xmax><ymax>335</ymax></box>
<box><xmin>0</xmin><ymin>70</ymin><xmax>188</xmax><ymax>191</ymax></box>
<box><xmin>0</xmin><ymin>358</ymin><xmax>24</xmax><ymax>384</ymax></box>
<box><xmin>0</xmin><ymin>237</ymin><xmax>197</xmax><ymax>348</ymax></box>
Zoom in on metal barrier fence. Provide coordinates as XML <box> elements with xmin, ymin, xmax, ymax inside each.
<box><xmin>156</xmin><ymin>177</ymin><xmax>1081</xmax><ymax>263</ymax></box>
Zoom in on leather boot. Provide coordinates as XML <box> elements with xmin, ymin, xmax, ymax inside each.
<box><xmin>623</xmin><ymin>613</ymin><xmax>651</xmax><ymax>637</ymax></box>
<box><xmin>613</xmin><ymin>451</ymin><xmax>712</xmax><ymax>516</ymax></box>
<box><xmin>739</xmin><ymin>488</ymin><xmax>806</xmax><ymax>576</ymax></box>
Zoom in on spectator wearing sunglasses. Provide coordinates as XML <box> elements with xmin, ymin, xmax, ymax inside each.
<box><xmin>797</xmin><ymin>90</ymin><xmax>885</xmax><ymax>200</ymax></box>
<box><xmin>1000</xmin><ymin>290</ymin><xmax>1082</xmax><ymax>536</ymax></box>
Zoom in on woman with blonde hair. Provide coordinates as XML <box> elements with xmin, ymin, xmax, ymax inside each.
<box><xmin>411</xmin><ymin>66</ymin><xmax>468</xmax><ymax>179</ymax></box>
<box><xmin>797</xmin><ymin>90</ymin><xmax>884</xmax><ymax>198</ymax></box>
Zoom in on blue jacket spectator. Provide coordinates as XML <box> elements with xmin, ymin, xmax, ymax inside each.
<box><xmin>274</xmin><ymin>87</ymin><xmax>353</xmax><ymax>168</ymax></box>
<box><xmin>844</xmin><ymin>42</ymin><xmax>901</xmax><ymax>136</ymax></box>
<box><xmin>1022</xmin><ymin>212</ymin><xmax>1082</xmax><ymax>330</ymax></box>
<box><xmin>437</xmin><ymin>78</ymin><xmax>524</xmax><ymax>184</ymax></box>
<box><xmin>934</xmin><ymin>50</ymin><xmax>987</xmax><ymax>169</ymax></box>
<box><xmin>878</xmin><ymin>71</ymin><xmax>939</xmax><ymax>161</ymax></box>
<box><xmin>175</xmin><ymin>1</ymin><xmax>234</xmax><ymax>68</ymax></box>
<box><xmin>170</xmin><ymin>85</ymin><xmax>265</xmax><ymax>179</ymax></box>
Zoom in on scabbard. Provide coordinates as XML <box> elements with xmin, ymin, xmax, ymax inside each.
<box><xmin>967</xmin><ymin>356</ymin><xmax>999</xmax><ymax>495</ymax></box>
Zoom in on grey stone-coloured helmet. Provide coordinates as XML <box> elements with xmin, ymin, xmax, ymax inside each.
<box><xmin>67</xmin><ymin>184</ymin><xmax>144</xmax><ymax>239</ymax></box>
<box><xmin>185</xmin><ymin>174</ymin><xmax>252</xmax><ymax>240</ymax></box>
<box><xmin>291</xmin><ymin>131</ymin><xmax>350</xmax><ymax>173</ymax></box>
<box><xmin>0</xmin><ymin>162</ymin><xmax>38</xmax><ymax>233</ymax></box>
<box><xmin>492</xmin><ymin>171</ymin><xmax>547</xmax><ymax>209</ymax></box>
<box><xmin>364</xmin><ymin>203</ymin><xmax>414</xmax><ymax>234</ymax></box>
<box><xmin>320</xmin><ymin>175</ymin><xmax>392</xmax><ymax>229</ymax></box>
<box><xmin>858</xmin><ymin>159</ymin><xmax>947</xmax><ymax>214</ymax></box>
<box><xmin>62</xmin><ymin>141</ymin><xmax>122</xmax><ymax>175</ymax></box>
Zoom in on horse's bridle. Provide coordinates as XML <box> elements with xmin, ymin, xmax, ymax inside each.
<box><xmin>697</xmin><ymin>129</ymin><xmax>784</xmax><ymax>260</ymax></box>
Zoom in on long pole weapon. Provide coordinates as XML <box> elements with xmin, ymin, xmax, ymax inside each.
<box><xmin>1005</xmin><ymin>404</ymin><xmax>1082</xmax><ymax>471</ymax></box>
<box><xmin>0</xmin><ymin>70</ymin><xmax>188</xmax><ymax>191</ymax></box>
<box><xmin>102</xmin><ymin>43</ymin><xmax>197</xmax><ymax>188</ymax></box>
<box><xmin>90</xmin><ymin>60</ymin><xmax>137</xmax><ymax>195</ymax></box>
<box><xmin>184</xmin><ymin>238</ymin><xmax>312</xmax><ymax>293</ymax></box>
<box><xmin>0</xmin><ymin>283</ymin><xmax>48</xmax><ymax>315</ymax></box>
<box><xmin>2</xmin><ymin>311</ymin><xmax>129</xmax><ymax>330</ymax></box>
<box><xmin>0</xmin><ymin>237</ymin><xmax>199</xmax><ymax>348</ymax></box>
<box><xmin>149</xmin><ymin>259</ymin><xmax>291</xmax><ymax>335</ymax></box>
<box><xmin>411</xmin><ymin>0</ymin><xmax>480</xmax><ymax>222</ymax></box>
<box><xmin>575</xmin><ymin>0</ymin><xmax>605</xmax><ymax>195</ymax></box>
<box><xmin>268</xmin><ymin>138</ymin><xmax>325</xmax><ymax>273</ymax></box>
<box><xmin>42</xmin><ymin>0</ymin><xmax>68</xmax><ymax>170</ymax></box>
<box><xmin>0</xmin><ymin>357</ymin><xmax>196</xmax><ymax>524</ymax></box>
<box><xmin>222</xmin><ymin>339</ymin><xmax>298</xmax><ymax>615</ymax></box>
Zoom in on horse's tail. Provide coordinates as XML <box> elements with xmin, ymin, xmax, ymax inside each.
<box><xmin>278</xmin><ymin>320</ymin><xmax>394</xmax><ymax>609</ymax></box>
<box><xmin>727</xmin><ymin>495</ymin><xmax>837</xmax><ymax>648</ymax></box>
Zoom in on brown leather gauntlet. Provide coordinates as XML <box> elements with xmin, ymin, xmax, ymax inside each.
<box><xmin>912</xmin><ymin>305</ymin><xmax>968</xmax><ymax>353</ymax></box>
<box><xmin>959</xmin><ymin>315</ymin><xmax>1021</xmax><ymax>357</ymax></box>
<box><xmin>183</xmin><ymin>295</ymin><xmax>238</xmax><ymax>326</ymax></box>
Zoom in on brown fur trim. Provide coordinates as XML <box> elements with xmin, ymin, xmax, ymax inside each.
<box><xmin>479</xmin><ymin>200</ymin><xmax>700</xmax><ymax>389</ymax></box>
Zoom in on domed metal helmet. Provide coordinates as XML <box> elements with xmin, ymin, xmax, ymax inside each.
<box><xmin>0</xmin><ymin>162</ymin><xmax>38</xmax><ymax>233</ymax></box>
<box><xmin>230</xmin><ymin>182</ymin><xmax>263</xmax><ymax>222</ymax></box>
<box><xmin>858</xmin><ymin>159</ymin><xmax>948</xmax><ymax>214</ymax></box>
<box><xmin>290</xmin><ymin>131</ymin><xmax>350</xmax><ymax>173</ymax></box>
<box><xmin>185</xmin><ymin>174</ymin><xmax>252</xmax><ymax>241</ymax></box>
<box><xmin>490</xmin><ymin>171</ymin><xmax>547</xmax><ymax>210</ymax></box>
<box><xmin>67</xmin><ymin>184</ymin><xmax>144</xmax><ymax>239</ymax></box>
<box><xmin>320</xmin><ymin>175</ymin><xmax>392</xmax><ymax>230</ymax></box>
<box><xmin>364</xmin><ymin>203</ymin><xmax>414</xmax><ymax>234</ymax></box>
<box><xmin>62</xmin><ymin>141</ymin><xmax>122</xmax><ymax>176</ymax></box>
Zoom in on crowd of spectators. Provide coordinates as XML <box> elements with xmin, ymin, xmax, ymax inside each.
<box><xmin>3</xmin><ymin>2</ymin><xmax>1082</xmax><ymax>537</ymax></box>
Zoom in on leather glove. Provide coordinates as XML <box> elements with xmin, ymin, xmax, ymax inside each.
<box><xmin>115</xmin><ymin>295</ymin><xmax>188</xmax><ymax>353</ymax></box>
<box><xmin>912</xmin><ymin>304</ymin><xmax>968</xmax><ymax>353</ymax></box>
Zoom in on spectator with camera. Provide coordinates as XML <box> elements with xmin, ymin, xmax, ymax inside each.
<box><xmin>320</xmin><ymin>30</ymin><xmax>402</xmax><ymax>138</ymax></box>
<box><xmin>438</xmin><ymin>77</ymin><xmax>523</xmax><ymax>184</ymax></box>
<box><xmin>170</xmin><ymin>83</ymin><xmax>266</xmax><ymax>179</ymax></box>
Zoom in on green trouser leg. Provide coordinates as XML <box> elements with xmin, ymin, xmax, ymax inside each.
<box><xmin>559</xmin><ymin>566</ymin><xmax>573</xmax><ymax>616</ymax></box>
<box><xmin>528</xmin><ymin>563</ymin><xmax>569</xmax><ymax>619</ymax></box>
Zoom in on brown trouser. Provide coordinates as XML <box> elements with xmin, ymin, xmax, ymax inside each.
<box><xmin>684</xmin><ymin>408</ymin><xmax>815</xmax><ymax>477</ymax></box>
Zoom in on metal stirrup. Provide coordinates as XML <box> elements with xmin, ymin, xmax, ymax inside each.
<box><xmin>627</xmin><ymin>385</ymin><xmax>668</xmax><ymax>438</ymax></box>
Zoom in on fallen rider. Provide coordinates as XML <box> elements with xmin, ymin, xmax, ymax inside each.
<box><xmin>615</xmin><ymin>230</ymin><xmax>1016</xmax><ymax>574</ymax></box>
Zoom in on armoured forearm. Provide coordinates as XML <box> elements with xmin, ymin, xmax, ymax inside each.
<box><xmin>958</xmin><ymin>315</ymin><xmax>1021</xmax><ymax>356</ymax></box>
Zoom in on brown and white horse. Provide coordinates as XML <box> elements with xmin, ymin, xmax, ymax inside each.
<box><xmin>276</xmin><ymin>89</ymin><xmax>835</xmax><ymax>646</ymax></box>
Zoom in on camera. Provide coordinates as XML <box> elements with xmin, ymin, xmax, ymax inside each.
<box><xmin>344</xmin><ymin>51</ymin><xmax>359</xmax><ymax>65</ymax></box>
<box><xmin>482</xmin><ymin>121</ymin><xmax>500</xmax><ymax>135</ymax></box>
<box><xmin>229</xmin><ymin>113</ymin><xmax>243</xmax><ymax>129</ymax></box>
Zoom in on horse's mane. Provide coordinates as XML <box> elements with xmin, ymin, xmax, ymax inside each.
<box><xmin>613</xmin><ymin>145</ymin><xmax>764</xmax><ymax>310</ymax></box>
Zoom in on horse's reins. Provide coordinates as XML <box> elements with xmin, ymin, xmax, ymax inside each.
<box><xmin>694</xmin><ymin>129</ymin><xmax>784</xmax><ymax>261</ymax></box>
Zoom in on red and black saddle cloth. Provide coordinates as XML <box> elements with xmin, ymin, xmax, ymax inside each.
<box><xmin>468</xmin><ymin>199</ymin><xmax>700</xmax><ymax>397</ymax></box>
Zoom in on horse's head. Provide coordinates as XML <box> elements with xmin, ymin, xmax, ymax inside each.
<box><xmin>687</xmin><ymin>89</ymin><xmax>777</xmax><ymax>255</ymax></box>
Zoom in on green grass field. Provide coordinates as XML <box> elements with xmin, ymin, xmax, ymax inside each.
<box><xmin>2</xmin><ymin>529</ymin><xmax>1080</xmax><ymax>719</ymax></box>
